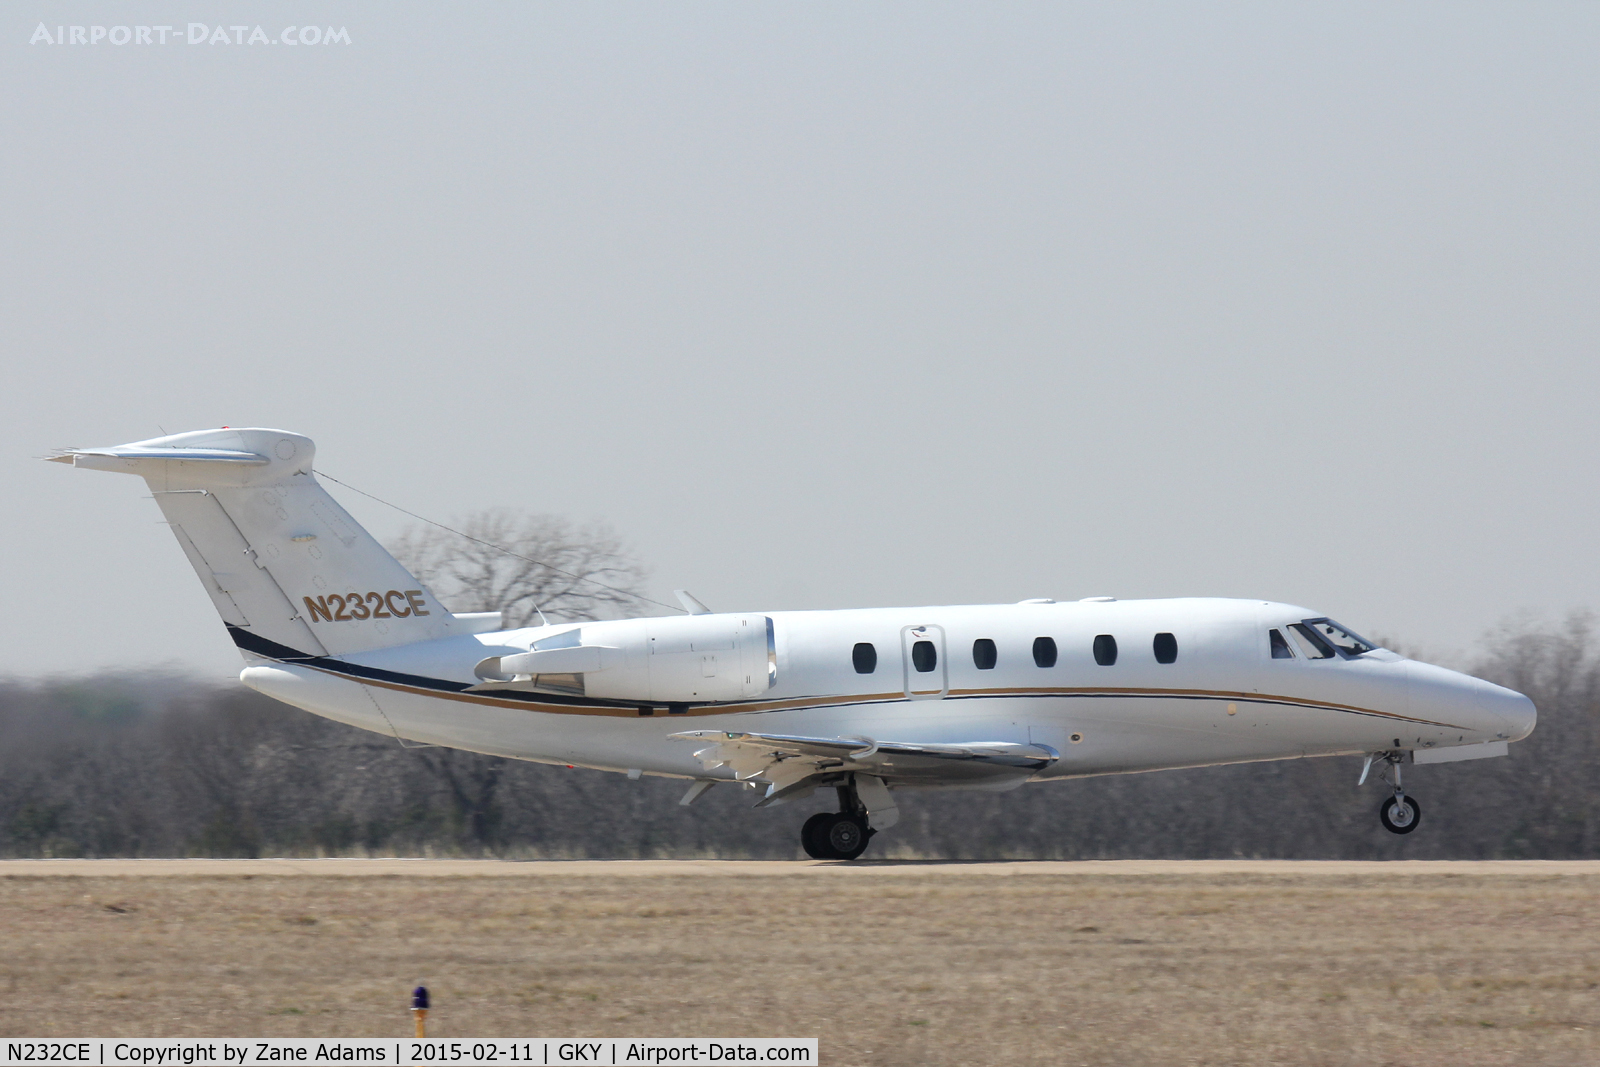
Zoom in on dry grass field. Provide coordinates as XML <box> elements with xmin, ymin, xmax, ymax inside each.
<box><xmin>1</xmin><ymin>860</ymin><xmax>1597</xmax><ymax>1067</ymax></box>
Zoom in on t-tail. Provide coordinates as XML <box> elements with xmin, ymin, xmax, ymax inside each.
<box><xmin>48</xmin><ymin>428</ymin><xmax>487</xmax><ymax>661</ymax></box>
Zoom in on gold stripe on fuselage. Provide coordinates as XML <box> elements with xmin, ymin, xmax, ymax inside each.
<box><xmin>300</xmin><ymin>662</ymin><xmax>1464</xmax><ymax>730</ymax></box>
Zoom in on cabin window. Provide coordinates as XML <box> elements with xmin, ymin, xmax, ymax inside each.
<box><xmin>852</xmin><ymin>642</ymin><xmax>877</xmax><ymax>674</ymax></box>
<box><xmin>1304</xmin><ymin>618</ymin><xmax>1378</xmax><ymax>658</ymax></box>
<box><xmin>911</xmin><ymin>640</ymin><xmax>938</xmax><ymax>673</ymax></box>
<box><xmin>1153</xmin><ymin>632</ymin><xmax>1177</xmax><ymax>664</ymax></box>
<box><xmin>1269</xmin><ymin>628</ymin><xmax>1294</xmax><ymax>659</ymax></box>
<box><xmin>973</xmin><ymin>638</ymin><xmax>998</xmax><ymax>670</ymax></box>
<box><xmin>1032</xmin><ymin>636</ymin><xmax>1057</xmax><ymax>668</ymax></box>
<box><xmin>1093</xmin><ymin>634</ymin><xmax>1118</xmax><ymax>666</ymax></box>
<box><xmin>1288</xmin><ymin>624</ymin><xmax>1336</xmax><ymax>660</ymax></box>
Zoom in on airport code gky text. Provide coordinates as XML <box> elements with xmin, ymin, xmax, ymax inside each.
<box><xmin>409</xmin><ymin>1045</ymin><xmax>809</xmax><ymax>1063</ymax></box>
<box><xmin>304</xmin><ymin>591</ymin><xmax>429</xmax><ymax>623</ymax></box>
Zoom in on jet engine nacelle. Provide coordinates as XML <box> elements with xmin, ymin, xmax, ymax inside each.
<box><xmin>475</xmin><ymin>614</ymin><xmax>775</xmax><ymax>705</ymax></box>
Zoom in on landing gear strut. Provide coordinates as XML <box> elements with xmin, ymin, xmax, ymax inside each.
<box><xmin>800</xmin><ymin>783</ymin><xmax>874</xmax><ymax>860</ymax></box>
<box><xmin>1362</xmin><ymin>751</ymin><xmax>1422</xmax><ymax>835</ymax></box>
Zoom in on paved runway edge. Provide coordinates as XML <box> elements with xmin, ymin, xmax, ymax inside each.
<box><xmin>3</xmin><ymin>858</ymin><xmax>1599</xmax><ymax>877</ymax></box>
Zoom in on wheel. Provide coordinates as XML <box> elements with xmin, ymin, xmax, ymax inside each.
<box><xmin>823</xmin><ymin>813</ymin><xmax>871</xmax><ymax>860</ymax></box>
<box><xmin>800</xmin><ymin>812</ymin><xmax>835</xmax><ymax>859</ymax></box>
<box><xmin>1380</xmin><ymin>794</ymin><xmax>1421</xmax><ymax>835</ymax></box>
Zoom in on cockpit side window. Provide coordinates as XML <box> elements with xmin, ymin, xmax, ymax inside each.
<box><xmin>1304</xmin><ymin>618</ymin><xmax>1378</xmax><ymax>658</ymax></box>
<box><xmin>1288</xmin><ymin>623</ymin><xmax>1337</xmax><ymax>659</ymax></box>
<box><xmin>1269</xmin><ymin>628</ymin><xmax>1294</xmax><ymax>659</ymax></box>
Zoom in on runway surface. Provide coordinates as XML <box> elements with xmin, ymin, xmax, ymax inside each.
<box><xmin>4</xmin><ymin>858</ymin><xmax>1597</xmax><ymax>1064</ymax></box>
<box><xmin>5</xmin><ymin>857</ymin><xmax>1600</xmax><ymax>876</ymax></box>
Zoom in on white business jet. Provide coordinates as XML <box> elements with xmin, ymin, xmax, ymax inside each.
<box><xmin>51</xmin><ymin>428</ymin><xmax>1536</xmax><ymax>859</ymax></box>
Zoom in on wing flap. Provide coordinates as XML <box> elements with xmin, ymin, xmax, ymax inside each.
<box><xmin>670</xmin><ymin>730</ymin><xmax>1059</xmax><ymax>800</ymax></box>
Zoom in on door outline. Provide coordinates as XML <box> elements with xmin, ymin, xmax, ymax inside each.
<box><xmin>901</xmin><ymin>624</ymin><xmax>949</xmax><ymax>700</ymax></box>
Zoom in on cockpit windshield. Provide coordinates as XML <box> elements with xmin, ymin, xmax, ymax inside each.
<box><xmin>1302</xmin><ymin>618</ymin><xmax>1378</xmax><ymax>658</ymax></box>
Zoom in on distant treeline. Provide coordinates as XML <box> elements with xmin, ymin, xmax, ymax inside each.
<box><xmin>2</xmin><ymin>615</ymin><xmax>1597</xmax><ymax>860</ymax></box>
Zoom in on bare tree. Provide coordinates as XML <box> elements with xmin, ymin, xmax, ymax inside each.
<box><xmin>385</xmin><ymin>510</ymin><xmax>649</xmax><ymax>848</ymax></box>
<box><xmin>409</xmin><ymin>747</ymin><xmax>505</xmax><ymax>849</ymax></box>
<box><xmin>388</xmin><ymin>509</ymin><xmax>649</xmax><ymax>627</ymax></box>
<box><xmin>8</xmin><ymin>609</ymin><xmax>1600</xmax><ymax>858</ymax></box>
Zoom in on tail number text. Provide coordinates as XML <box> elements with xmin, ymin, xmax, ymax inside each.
<box><xmin>304</xmin><ymin>590</ymin><xmax>429</xmax><ymax>622</ymax></box>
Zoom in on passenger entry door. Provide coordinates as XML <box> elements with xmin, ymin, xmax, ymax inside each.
<box><xmin>901</xmin><ymin>624</ymin><xmax>948</xmax><ymax>699</ymax></box>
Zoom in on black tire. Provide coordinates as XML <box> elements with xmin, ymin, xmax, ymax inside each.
<box><xmin>824</xmin><ymin>813</ymin><xmax>871</xmax><ymax>860</ymax></box>
<box><xmin>801</xmin><ymin>812</ymin><xmax>835</xmax><ymax>859</ymax></box>
<box><xmin>1379</xmin><ymin>794</ymin><xmax>1421</xmax><ymax>835</ymax></box>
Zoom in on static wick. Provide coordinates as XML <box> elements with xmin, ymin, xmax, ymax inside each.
<box><xmin>411</xmin><ymin>984</ymin><xmax>430</xmax><ymax>1038</ymax></box>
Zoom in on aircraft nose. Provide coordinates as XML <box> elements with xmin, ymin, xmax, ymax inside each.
<box><xmin>1407</xmin><ymin>661</ymin><xmax>1536</xmax><ymax>740</ymax></box>
<box><xmin>1478</xmin><ymin>680</ymin><xmax>1537</xmax><ymax>742</ymax></box>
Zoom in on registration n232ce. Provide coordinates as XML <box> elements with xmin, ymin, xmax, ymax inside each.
<box><xmin>303</xmin><ymin>590</ymin><xmax>428</xmax><ymax>622</ymax></box>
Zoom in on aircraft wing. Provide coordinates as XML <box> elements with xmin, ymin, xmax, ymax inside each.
<box><xmin>669</xmin><ymin>729</ymin><xmax>1059</xmax><ymax>805</ymax></box>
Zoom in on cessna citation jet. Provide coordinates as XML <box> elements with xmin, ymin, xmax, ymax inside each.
<box><xmin>51</xmin><ymin>428</ymin><xmax>1536</xmax><ymax>859</ymax></box>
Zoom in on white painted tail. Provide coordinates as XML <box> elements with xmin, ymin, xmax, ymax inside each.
<box><xmin>51</xmin><ymin>427</ymin><xmax>465</xmax><ymax>659</ymax></box>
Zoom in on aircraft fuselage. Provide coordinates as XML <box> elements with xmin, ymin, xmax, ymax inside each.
<box><xmin>239</xmin><ymin>597</ymin><xmax>1532</xmax><ymax>786</ymax></box>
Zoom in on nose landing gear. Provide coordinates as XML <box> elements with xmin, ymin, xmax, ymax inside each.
<box><xmin>1380</xmin><ymin>793</ymin><xmax>1421</xmax><ymax>834</ymax></box>
<box><xmin>1361</xmin><ymin>751</ymin><xmax>1423</xmax><ymax>835</ymax></box>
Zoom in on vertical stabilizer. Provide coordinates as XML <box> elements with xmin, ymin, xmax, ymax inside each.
<box><xmin>50</xmin><ymin>428</ymin><xmax>460</xmax><ymax>659</ymax></box>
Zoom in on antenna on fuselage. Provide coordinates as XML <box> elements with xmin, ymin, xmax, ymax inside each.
<box><xmin>674</xmin><ymin>590</ymin><xmax>712</xmax><ymax>615</ymax></box>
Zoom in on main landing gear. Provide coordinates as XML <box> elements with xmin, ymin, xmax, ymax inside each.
<box><xmin>801</xmin><ymin>783</ymin><xmax>874</xmax><ymax>860</ymax></box>
<box><xmin>1362</xmin><ymin>751</ymin><xmax>1422</xmax><ymax>836</ymax></box>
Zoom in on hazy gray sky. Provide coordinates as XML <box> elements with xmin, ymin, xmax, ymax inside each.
<box><xmin>5</xmin><ymin>2</ymin><xmax>1597</xmax><ymax>680</ymax></box>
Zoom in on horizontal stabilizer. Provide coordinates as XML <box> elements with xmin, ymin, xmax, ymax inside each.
<box><xmin>49</xmin><ymin>427</ymin><xmax>459</xmax><ymax>658</ymax></box>
<box><xmin>49</xmin><ymin>445</ymin><xmax>269</xmax><ymax>467</ymax></box>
